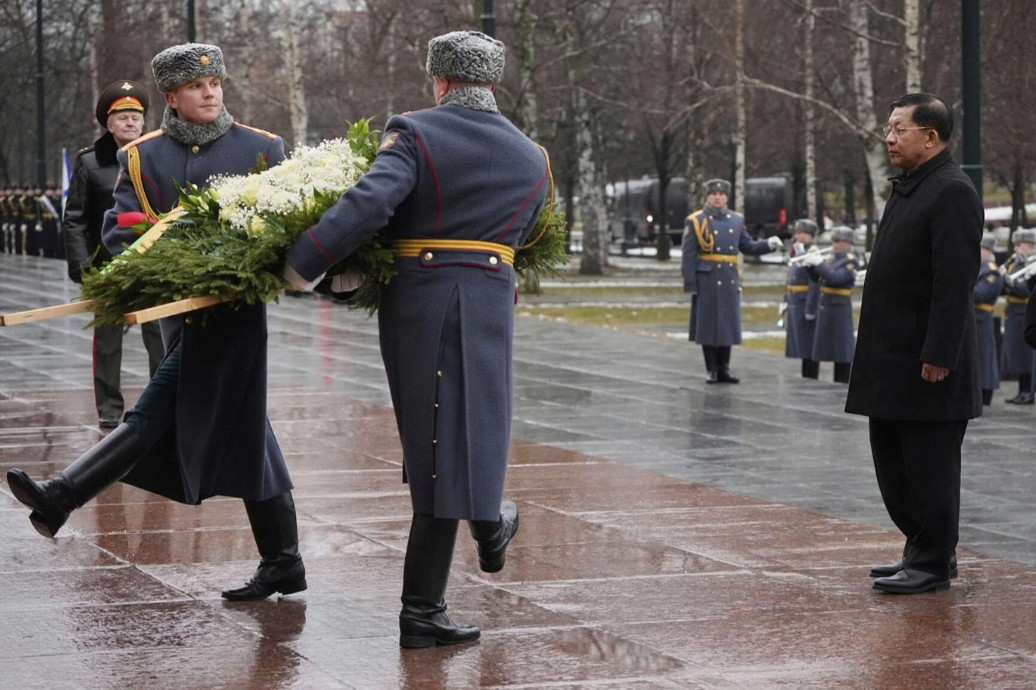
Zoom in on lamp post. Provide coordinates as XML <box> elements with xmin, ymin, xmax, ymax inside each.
<box><xmin>187</xmin><ymin>0</ymin><xmax>196</xmax><ymax>42</ymax></box>
<box><xmin>482</xmin><ymin>0</ymin><xmax>495</xmax><ymax>37</ymax></box>
<box><xmin>35</xmin><ymin>0</ymin><xmax>46</xmax><ymax>187</ymax></box>
<box><xmin>961</xmin><ymin>0</ymin><xmax>981</xmax><ymax>197</ymax></box>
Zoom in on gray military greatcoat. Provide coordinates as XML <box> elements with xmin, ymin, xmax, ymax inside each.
<box><xmin>286</xmin><ymin>104</ymin><xmax>549</xmax><ymax>521</ymax></box>
<box><xmin>681</xmin><ymin>208</ymin><xmax>774</xmax><ymax>346</ymax></box>
<box><xmin>101</xmin><ymin>123</ymin><xmax>291</xmax><ymax>504</ymax></box>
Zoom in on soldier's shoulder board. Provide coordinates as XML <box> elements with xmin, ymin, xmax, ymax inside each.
<box><xmin>988</xmin><ymin>261</ymin><xmax>998</xmax><ymax>270</ymax></box>
<box><xmin>987</xmin><ymin>274</ymin><xmax>997</xmax><ymax>283</ymax></box>
<box><xmin>235</xmin><ymin>123</ymin><xmax>279</xmax><ymax>139</ymax></box>
<box><xmin>847</xmin><ymin>252</ymin><xmax>855</xmax><ymax>260</ymax></box>
<box><xmin>124</xmin><ymin>130</ymin><xmax>164</xmax><ymax>151</ymax></box>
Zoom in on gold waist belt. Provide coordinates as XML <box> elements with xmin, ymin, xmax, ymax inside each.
<box><xmin>393</xmin><ymin>239</ymin><xmax>514</xmax><ymax>266</ymax></box>
<box><xmin>1007</xmin><ymin>296</ymin><xmax>1029</xmax><ymax>305</ymax></box>
<box><xmin>821</xmin><ymin>287</ymin><xmax>852</xmax><ymax>296</ymax></box>
<box><xmin>699</xmin><ymin>253</ymin><xmax>738</xmax><ymax>263</ymax></box>
<box><xmin>974</xmin><ymin>303</ymin><xmax>995</xmax><ymax>312</ymax></box>
<box><xmin>787</xmin><ymin>285</ymin><xmax>810</xmax><ymax>293</ymax></box>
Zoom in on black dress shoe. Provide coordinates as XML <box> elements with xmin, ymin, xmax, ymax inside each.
<box><xmin>870</xmin><ymin>555</ymin><xmax>957</xmax><ymax>579</ymax></box>
<box><xmin>98</xmin><ymin>418</ymin><xmax>120</xmax><ymax>429</ymax></box>
<box><xmin>706</xmin><ymin>371</ymin><xmax>720</xmax><ymax>384</ymax></box>
<box><xmin>399</xmin><ymin>602</ymin><xmax>480</xmax><ymax>648</ymax></box>
<box><xmin>1005</xmin><ymin>391</ymin><xmax>1036</xmax><ymax>405</ymax></box>
<box><xmin>873</xmin><ymin>568</ymin><xmax>951</xmax><ymax>594</ymax></box>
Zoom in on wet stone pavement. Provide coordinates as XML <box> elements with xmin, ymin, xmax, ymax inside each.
<box><xmin>2</xmin><ymin>253</ymin><xmax>1036</xmax><ymax>689</ymax></box>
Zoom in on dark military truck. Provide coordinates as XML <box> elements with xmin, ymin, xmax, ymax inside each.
<box><xmin>607</xmin><ymin>177</ymin><xmax>688</xmax><ymax>251</ymax></box>
<box><xmin>744</xmin><ymin>175</ymin><xmax>794</xmax><ymax>239</ymax></box>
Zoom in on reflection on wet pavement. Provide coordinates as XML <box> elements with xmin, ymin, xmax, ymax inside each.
<box><xmin>3</xmin><ymin>254</ymin><xmax>1036</xmax><ymax>688</ymax></box>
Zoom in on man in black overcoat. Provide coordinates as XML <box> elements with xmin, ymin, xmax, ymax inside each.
<box><xmin>845</xmin><ymin>93</ymin><xmax>982</xmax><ymax>594</ymax></box>
<box><xmin>64</xmin><ymin>80</ymin><xmax>165</xmax><ymax>428</ymax></box>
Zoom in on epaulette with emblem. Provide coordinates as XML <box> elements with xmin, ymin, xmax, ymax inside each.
<box><xmin>78</xmin><ymin>144</ymin><xmax>93</xmax><ymax>154</ymax></box>
<box><xmin>122</xmin><ymin>129</ymin><xmax>164</xmax><ymax>152</ymax></box>
<box><xmin>988</xmin><ymin>261</ymin><xmax>998</xmax><ymax>269</ymax></box>
<box><xmin>235</xmin><ymin>123</ymin><xmax>279</xmax><ymax>139</ymax></box>
<box><xmin>847</xmin><ymin>252</ymin><xmax>855</xmax><ymax>260</ymax></box>
<box><xmin>986</xmin><ymin>274</ymin><xmax>997</xmax><ymax>282</ymax></box>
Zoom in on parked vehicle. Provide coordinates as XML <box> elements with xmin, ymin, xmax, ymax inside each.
<box><xmin>744</xmin><ymin>175</ymin><xmax>794</xmax><ymax>238</ymax></box>
<box><xmin>606</xmin><ymin>177</ymin><xmax>688</xmax><ymax>250</ymax></box>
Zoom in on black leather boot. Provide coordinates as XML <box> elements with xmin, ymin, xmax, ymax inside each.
<box><xmin>702</xmin><ymin>346</ymin><xmax>719</xmax><ymax>383</ymax></box>
<box><xmin>7</xmin><ymin>424</ymin><xmax>145</xmax><ymax>538</ymax></box>
<box><xmin>469</xmin><ymin>501</ymin><xmax>519</xmax><ymax>573</ymax></box>
<box><xmin>222</xmin><ymin>491</ymin><xmax>307</xmax><ymax>601</ymax></box>
<box><xmin>715</xmin><ymin>346</ymin><xmax>739</xmax><ymax>383</ymax></box>
<box><xmin>801</xmin><ymin>359</ymin><xmax>819</xmax><ymax>379</ymax></box>
<box><xmin>399</xmin><ymin>514</ymin><xmax>480</xmax><ymax>648</ymax></box>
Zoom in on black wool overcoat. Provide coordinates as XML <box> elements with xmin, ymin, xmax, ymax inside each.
<box><xmin>845</xmin><ymin>149</ymin><xmax>983</xmax><ymax>421</ymax></box>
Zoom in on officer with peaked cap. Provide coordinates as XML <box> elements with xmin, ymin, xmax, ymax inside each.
<box><xmin>64</xmin><ymin>80</ymin><xmax>165</xmax><ymax>429</ymax></box>
<box><xmin>1001</xmin><ymin>228</ymin><xmax>1036</xmax><ymax>403</ymax></box>
<box><xmin>284</xmin><ymin>29</ymin><xmax>545</xmax><ymax>648</ymax></box>
<box><xmin>974</xmin><ymin>233</ymin><xmax>1003</xmax><ymax>405</ymax></box>
<box><xmin>800</xmin><ymin>226</ymin><xmax>860</xmax><ymax>383</ymax></box>
<box><xmin>682</xmin><ymin>178</ymin><xmax>783</xmax><ymax>383</ymax></box>
<box><xmin>784</xmin><ymin>218</ymin><xmax>821</xmax><ymax>378</ymax></box>
<box><xmin>7</xmin><ymin>44</ymin><xmax>306</xmax><ymax>605</ymax></box>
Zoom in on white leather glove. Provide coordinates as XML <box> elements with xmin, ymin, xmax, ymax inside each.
<box><xmin>800</xmin><ymin>251</ymin><xmax>824</xmax><ymax>267</ymax></box>
<box><xmin>767</xmin><ymin>235</ymin><xmax>783</xmax><ymax>251</ymax></box>
<box><xmin>282</xmin><ymin>262</ymin><xmax>324</xmax><ymax>292</ymax></box>
<box><xmin>327</xmin><ymin>271</ymin><xmax>363</xmax><ymax>293</ymax></box>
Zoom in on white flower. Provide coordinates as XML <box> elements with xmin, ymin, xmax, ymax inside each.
<box><xmin>208</xmin><ymin>138</ymin><xmax>370</xmax><ymax>235</ymax></box>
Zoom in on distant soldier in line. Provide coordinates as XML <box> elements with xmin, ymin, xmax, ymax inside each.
<box><xmin>39</xmin><ymin>183</ymin><xmax>64</xmax><ymax>258</ymax></box>
<box><xmin>64</xmin><ymin>80</ymin><xmax>165</xmax><ymax>428</ymax></box>
<box><xmin>784</xmin><ymin>218</ymin><xmax>821</xmax><ymax>379</ymax></box>
<box><xmin>12</xmin><ymin>184</ymin><xmax>31</xmax><ymax>254</ymax></box>
<box><xmin>0</xmin><ymin>186</ymin><xmax>11</xmax><ymax>253</ymax></box>
<box><xmin>974</xmin><ymin>233</ymin><xmax>1003</xmax><ymax>405</ymax></box>
<box><xmin>999</xmin><ymin>229</ymin><xmax>1036</xmax><ymax>404</ymax></box>
<box><xmin>800</xmin><ymin>226</ymin><xmax>861</xmax><ymax>383</ymax></box>
<box><xmin>682</xmin><ymin>178</ymin><xmax>783</xmax><ymax>383</ymax></box>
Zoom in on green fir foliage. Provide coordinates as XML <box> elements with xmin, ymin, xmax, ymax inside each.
<box><xmin>79</xmin><ymin>118</ymin><xmax>568</xmax><ymax>324</ymax></box>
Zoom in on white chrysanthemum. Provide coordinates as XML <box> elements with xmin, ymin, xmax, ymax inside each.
<box><xmin>209</xmin><ymin>138</ymin><xmax>369</xmax><ymax>235</ymax></box>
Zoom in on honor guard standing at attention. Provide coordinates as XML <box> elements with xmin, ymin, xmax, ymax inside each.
<box><xmin>283</xmin><ymin>30</ymin><xmax>542</xmax><ymax>648</ymax></box>
<box><xmin>1000</xmin><ymin>229</ymin><xmax>1036</xmax><ymax>404</ymax></box>
<box><xmin>7</xmin><ymin>43</ymin><xmax>306</xmax><ymax>603</ymax></box>
<box><xmin>799</xmin><ymin>226</ymin><xmax>861</xmax><ymax>383</ymax></box>
<box><xmin>64</xmin><ymin>80</ymin><xmax>165</xmax><ymax>428</ymax></box>
<box><xmin>784</xmin><ymin>218</ymin><xmax>821</xmax><ymax>379</ymax></box>
<box><xmin>681</xmin><ymin>178</ymin><xmax>783</xmax><ymax>383</ymax></box>
<box><xmin>974</xmin><ymin>233</ymin><xmax>1003</xmax><ymax>405</ymax></box>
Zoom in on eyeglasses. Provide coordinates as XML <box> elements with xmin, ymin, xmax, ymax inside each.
<box><xmin>882</xmin><ymin>125</ymin><xmax>931</xmax><ymax>138</ymax></box>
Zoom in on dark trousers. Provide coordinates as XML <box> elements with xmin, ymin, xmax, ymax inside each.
<box><xmin>122</xmin><ymin>341</ymin><xmax>180</xmax><ymax>452</ymax></box>
<box><xmin>869</xmin><ymin>417</ymin><xmax>967</xmax><ymax>577</ymax></box>
<box><xmin>93</xmin><ymin>321</ymin><xmax>165</xmax><ymax>419</ymax></box>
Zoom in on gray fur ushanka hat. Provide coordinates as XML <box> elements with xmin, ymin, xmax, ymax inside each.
<box><xmin>426</xmin><ymin>31</ymin><xmax>505</xmax><ymax>83</ymax></box>
<box><xmin>152</xmin><ymin>43</ymin><xmax>227</xmax><ymax>92</ymax></box>
<box><xmin>831</xmin><ymin>226</ymin><xmax>855</xmax><ymax>243</ymax></box>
